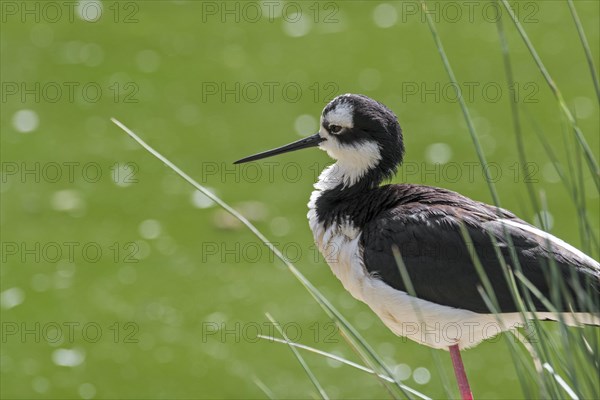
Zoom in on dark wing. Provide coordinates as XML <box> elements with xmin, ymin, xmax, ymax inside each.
<box><xmin>360</xmin><ymin>200</ymin><xmax>600</xmax><ymax>314</ymax></box>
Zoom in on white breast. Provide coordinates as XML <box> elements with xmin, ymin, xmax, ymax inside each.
<box><xmin>307</xmin><ymin>189</ymin><xmax>599</xmax><ymax>350</ymax></box>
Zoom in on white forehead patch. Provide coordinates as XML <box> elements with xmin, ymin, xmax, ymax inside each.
<box><xmin>324</xmin><ymin>102</ymin><xmax>354</xmax><ymax>128</ymax></box>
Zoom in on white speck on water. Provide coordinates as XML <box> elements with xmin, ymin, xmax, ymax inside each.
<box><xmin>51</xmin><ymin>190</ymin><xmax>84</xmax><ymax>212</ymax></box>
<box><xmin>294</xmin><ymin>114</ymin><xmax>318</xmax><ymax>137</ymax></box>
<box><xmin>52</xmin><ymin>348</ymin><xmax>85</xmax><ymax>367</ymax></box>
<box><xmin>191</xmin><ymin>189</ymin><xmax>216</xmax><ymax>209</ymax></box>
<box><xmin>111</xmin><ymin>163</ymin><xmax>137</xmax><ymax>188</ymax></box>
<box><xmin>32</xmin><ymin>376</ymin><xmax>50</xmax><ymax>393</ymax></box>
<box><xmin>78</xmin><ymin>382</ymin><xmax>96</xmax><ymax>399</ymax></box>
<box><xmin>377</xmin><ymin>342</ymin><xmax>396</xmax><ymax>358</ymax></box>
<box><xmin>237</xmin><ymin>201</ymin><xmax>268</xmax><ymax>221</ymax></box>
<box><xmin>133</xmin><ymin>240</ymin><xmax>151</xmax><ymax>260</ymax></box>
<box><xmin>373</xmin><ymin>4</ymin><xmax>397</xmax><ymax>28</ymax></box>
<box><xmin>282</xmin><ymin>14</ymin><xmax>312</xmax><ymax>37</ymax></box>
<box><xmin>205</xmin><ymin>311</ymin><xmax>228</xmax><ymax>325</ymax></box>
<box><xmin>12</xmin><ymin>110</ymin><xmax>39</xmax><ymax>133</ymax></box>
<box><xmin>270</xmin><ymin>216</ymin><xmax>291</xmax><ymax>236</ymax></box>
<box><xmin>393</xmin><ymin>363</ymin><xmax>412</xmax><ymax>381</ymax></box>
<box><xmin>79</xmin><ymin>43</ymin><xmax>104</xmax><ymax>67</ymax></box>
<box><xmin>139</xmin><ymin>219</ymin><xmax>161</xmax><ymax>239</ymax></box>
<box><xmin>473</xmin><ymin>117</ymin><xmax>491</xmax><ymax>136</ymax></box>
<box><xmin>0</xmin><ymin>287</ymin><xmax>25</xmax><ymax>309</ymax></box>
<box><xmin>413</xmin><ymin>367</ymin><xmax>431</xmax><ymax>384</ymax></box>
<box><xmin>572</xmin><ymin>96</ymin><xmax>594</xmax><ymax>119</ymax></box>
<box><xmin>425</xmin><ymin>143</ymin><xmax>452</xmax><ymax>164</ymax></box>
<box><xmin>77</xmin><ymin>0</ymin><xmax>102</xmax><ymax>22</ymax></box>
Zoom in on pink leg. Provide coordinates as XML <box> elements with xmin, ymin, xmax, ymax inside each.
<box><xmin>449</xmin><ymin>344</ymin><xmax>473</xmax><ymax>400</ymax></box>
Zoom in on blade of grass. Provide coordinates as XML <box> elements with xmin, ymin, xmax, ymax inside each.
<box><xmin>542</xmin><ymin>363</ymin><xmax>580</xmax><ymax>400</ymax></box>
<box><xmin>495</xmin><ymin>8</ymin><xmax>543</xmax><ymax>228</ymax></box>
<box><xmin>566</xmin><ymin>0</ymin><xmax>600</xmax><ymax>102</ymax></box>
<box><xmin>265</xmin><ymin>313</ymin><xmax>329</xmax><ymax>400</ymax></box>
<box><xmin>558</xmin><ymin>110</ymin><xmax>595</xmax><ymax>257</ymax></box>
<box><xmin>499</xmin><ymin>0</ymin><xmax>599</xmax><ymax>190</ymax></box>
<box><xmin>512</xmin><ymin>262</ymin><xmax>597</xmax><ymax>396</ymax></box>
<box><xmin>257</xmin><ymin>335</ymin><xmax>396</xmax><ymax>384</ymax></box>
<box><xmin>491</xmin><ymin>204</ymin><xmax>563</xmax><ymax>397</ymax></box>
<box><xmin>537</xmin><ymin>192</ymin><xmax>588</xmax><ymax>399</ymax></box>
<box><xmin>252</xmin><ymin>376</ymin><xmax>276</xmax><ymax>400</ymax></box>
<box><xmin>419</xmin><ymin>0</ymin><xmax>500</xmax><ymax>207</ymax></box>
<box><xmin>526</xmin><ymin>113</ymin><xmax>599</xmax><ymax>256</ymax></box>
<box><xmin>334</xmin><ymin>326</ymin><xmax>403</xmax><ymax>399</ymax></box>
<box><xmin>573</xmin><ymin>124</ymin><xmax>591</xmax><ymax>254</ymax></box>
<box><xmin>256</xmin><ymin>334</ymin><xmax>432</xmax><ymax>400</ymax></box>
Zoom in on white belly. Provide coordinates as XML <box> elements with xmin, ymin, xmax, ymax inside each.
<box><xmin>307</xmin><ymin>194</ymin><xmax>599</xmax><ymax>350</ymax></box>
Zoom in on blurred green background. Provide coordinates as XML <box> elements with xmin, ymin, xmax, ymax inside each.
<box><xmin>1</xmin><ymin>1</ymin><xmax>598</xmax><ymax>399</ymax></box>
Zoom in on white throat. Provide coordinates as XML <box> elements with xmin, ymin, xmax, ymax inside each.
<box><xmin>316</xmin><ymin>141</ymin><xmax>382</xmax><ymax>191</ymax></box>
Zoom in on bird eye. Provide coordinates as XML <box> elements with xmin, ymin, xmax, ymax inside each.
<box><xmin>329</xmin><ymin>125</ymin><xmax>342</xmax><ymax>134</ymax></box>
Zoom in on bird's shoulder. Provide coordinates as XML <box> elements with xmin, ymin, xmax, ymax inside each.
<box><xmin>369</xmin><ymin>183</ymin><xmax>518</xmax><ymax>226</ymax></box>
<box><xmin>361</xmin><ymin>183</ymin><xmax>524</xmax><ymax>256</ymax></box>
<box><xmin>366</xmin><ymin>184</ymin><xmax>598</xmax><ymax>269</ymax></box>
<box><xmin>363</xmin><ymin>183</ymin><xmax>598</xmax><ymax>268</ymax></box>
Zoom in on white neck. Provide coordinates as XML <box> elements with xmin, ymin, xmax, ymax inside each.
<box><xmin>316</xmin><ymin>142</ymin><xmax>382</xmax><ymax>191</ymax></box>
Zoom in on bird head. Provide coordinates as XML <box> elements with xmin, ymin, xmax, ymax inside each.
<box><xmin>235</xmin><ymin>94</ymin><xmax>404</xmax><ymax>187</ymax></box>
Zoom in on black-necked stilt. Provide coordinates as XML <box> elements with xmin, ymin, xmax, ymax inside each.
<box><xmin>235</xmin><ymin>94</ymin><xmax>600</xmax><ymax>399</ymax></box>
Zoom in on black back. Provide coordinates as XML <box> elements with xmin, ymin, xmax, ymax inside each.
<box><xmin>315</xmin><ymin>183</ymin><xmax>600</xmax><ymax>314</ymax></box>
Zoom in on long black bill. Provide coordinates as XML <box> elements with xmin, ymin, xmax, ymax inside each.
<box><xmin>234</xmin><ymin>133</ymin><xmax>324</xmax><ymax>164</ymax></box>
